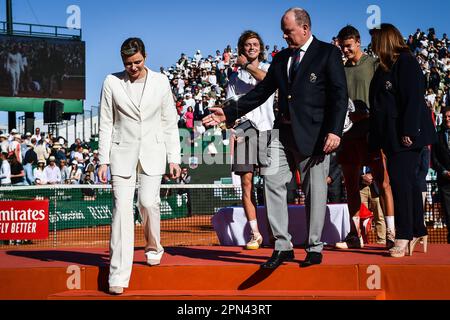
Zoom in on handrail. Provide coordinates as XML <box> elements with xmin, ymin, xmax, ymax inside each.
<box><xmin>0</xmin><ymin>21</ymin><xmax>81</xmax><ymax>40</ymax></box>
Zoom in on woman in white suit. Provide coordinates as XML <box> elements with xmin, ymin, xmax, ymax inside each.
<box><xmin>98</xmin><ymin>38</ymin><xmax>181</xmax><ymax>295</ymax></box>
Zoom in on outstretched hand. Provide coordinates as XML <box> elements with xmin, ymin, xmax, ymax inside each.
<box><xmin>202</xmin><ymin>108</ymin><xmax>227</xmax><ymax>127</ymax></box>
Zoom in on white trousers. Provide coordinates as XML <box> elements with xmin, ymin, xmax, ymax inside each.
<box><xmin>109</xmin><ymin>164</ymin><xmax>163</xmax><ymax>288</ymax></box>
<box><xmin>8</xmin><ymin>68</ymin><xmax>20</xmax><ymax>96</ymax></box>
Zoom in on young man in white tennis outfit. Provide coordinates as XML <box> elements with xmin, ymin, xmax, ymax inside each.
<box><xmin>227</xmin><ymin>30</ymin><xmax>275</xmax><ymax>250</ymax></box>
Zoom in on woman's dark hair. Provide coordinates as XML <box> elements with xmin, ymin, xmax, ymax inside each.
<box><xmin>121</xmin><ymin>38</ymin><xmax>146</xmax><ymax>58</ymax></box>
<box><xmin>370</xmin><ymin>23</ymin><xmax>411</xmax><ymax>71</ymax></box>
<box><xmin>238</xmin><ymin>30</ymin><xmax>265</xmax><ymax>62</ymax></box>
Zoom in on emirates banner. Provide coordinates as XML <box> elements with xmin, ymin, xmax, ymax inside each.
<box><xmin>0</xmin><ymin>188</ymin><xmax>190</xmax><ymax>234</ymax></box>
<box><xmin>0</xmin><ymin>201</ymin><xmax>49</xmax><ymax>240</ymax></box>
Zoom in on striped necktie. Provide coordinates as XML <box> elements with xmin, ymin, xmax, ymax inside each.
<box><xmin>289</xmin><ymin>48</ymin><xmax>302</xmax><ymax>82</ymax></box>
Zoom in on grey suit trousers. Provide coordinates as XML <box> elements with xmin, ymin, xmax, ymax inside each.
<box><xmin>261</xmin><ymin>127</ymin><xmax>330</xmax><ymax>253</ymax></box>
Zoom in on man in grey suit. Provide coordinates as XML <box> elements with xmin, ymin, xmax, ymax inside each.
<box><xmin>203</xmin><ymin>7</ymin><xmax>348</xmax><ymax>268</ymax></box>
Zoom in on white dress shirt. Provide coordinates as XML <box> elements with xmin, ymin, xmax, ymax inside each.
<box><xmin>44</xmin><ymin>165</ymin><xmax>61</xmax><ymax>184</ymax></box>
<box><xmin>0</xmin><ymin>159</ymin><xmax>11</xmax><ymax>185</ymax></box>
<box><xmin>33</xmin><ymin>168</ymin><xmax>47</xmax><ymax>185</ymax></box>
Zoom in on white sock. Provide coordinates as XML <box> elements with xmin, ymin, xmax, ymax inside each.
<box><xmin>385</xmin><ymin>216</ymin><xmax>395</xmax><ymax>232</ymax></box>
<box><xmin>249</xmin><ymin>220</ymin><xmax>260</xmax><ymax>235</ymax></box>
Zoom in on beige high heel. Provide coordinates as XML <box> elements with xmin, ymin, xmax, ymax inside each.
<box><xmin>389</xmin><ymin>239</ymin><xmax>410</xmax><ymax>258</ymax></box>
<box><xmin>408</xmin><ymin>236</ymin><xmax>428</xmax><ymax>256</ymax></box>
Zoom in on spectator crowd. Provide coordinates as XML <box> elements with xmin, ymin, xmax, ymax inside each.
<box><xmin>0</xmin><ymin>127</ymin><xmax>102</xmax><ymax>186</ymax></box>
<box><xmin>162</xmin><ymin>28</ymin><xmax>448</xmax><ymax>151</ymax></box>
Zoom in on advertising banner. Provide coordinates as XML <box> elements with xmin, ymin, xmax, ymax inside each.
<box><xmin>0</xmin><ymin>200</ymin><xmax>49</xmax><ymax>240</ymax></box>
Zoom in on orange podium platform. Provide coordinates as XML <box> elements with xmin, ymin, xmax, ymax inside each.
<box><xmin>1</xmin><ymin>245</ymin><xmax>450</xmax><ymax>300</ymax></box>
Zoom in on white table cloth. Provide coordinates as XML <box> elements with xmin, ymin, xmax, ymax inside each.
<box><xmin>211</xmin><ymin>205</ymin><xmax>351</xmax><ymax>246</ymax></box>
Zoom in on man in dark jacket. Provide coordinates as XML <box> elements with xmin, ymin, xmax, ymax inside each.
<box><xmin>204</xmin><ymin>7</ymin><xmax>347</xmax><ymax>268</ymax></box>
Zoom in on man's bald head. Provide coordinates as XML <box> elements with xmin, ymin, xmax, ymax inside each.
<box><xmin>282</xmin><ymin>8</ymin><xmax>312</xmax><ymax>29</ymax></box>
<box><xmin>281</xmin><ymin>8</ymin><xmax>312</xmax><ymax>49</ymax></box>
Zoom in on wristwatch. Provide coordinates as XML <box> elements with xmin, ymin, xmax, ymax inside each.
<box><xmin>242</xmin><ymin>62</ymin><xmax>251</xmax><ymax>70</ymax></box>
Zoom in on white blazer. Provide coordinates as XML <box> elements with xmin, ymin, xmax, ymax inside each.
<box><xmin>98</xmin><ymin>67</ymin><xmax>181</xmax><ymax>177</ymax></box>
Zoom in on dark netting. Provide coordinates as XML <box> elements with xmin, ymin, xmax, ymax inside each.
<box><xmin>0</xmin><ymin>185</ymin><xmax>247</xmax><ymax>248</ymax></box>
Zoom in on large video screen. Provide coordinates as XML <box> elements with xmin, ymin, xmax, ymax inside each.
<box><xmin>0</xmin><ymin>35</ymin><xmax>85</xmax><ymax>100</ymax></box>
